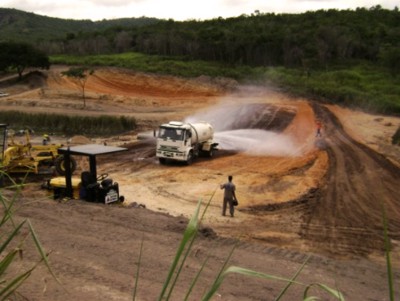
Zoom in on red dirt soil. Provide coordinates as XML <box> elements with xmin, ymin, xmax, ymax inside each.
<box><xmin>1</xmin><ymin>67</ymin><xmax>399</xmax><ymax>300</ymax></box>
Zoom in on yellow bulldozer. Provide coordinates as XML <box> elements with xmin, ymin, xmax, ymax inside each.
<box><xmin>0</xmin><ymin>123</ymin><xmax>76</xmax><ymax>176</ymax></box>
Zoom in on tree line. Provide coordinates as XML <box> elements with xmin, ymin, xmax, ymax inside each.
<box><xmin>0</xmin><ymin>6</ymin><xmax>399</xmax><ymax>115</ymax></box>
<box><xmin>0</xmin><ymin>42</ymin><xmax>49</xmax><ymax>79</ymax></box>
<box><xmin>1</xmin><ymin>6</ymin><xmax>399</xmax><ymax>75</ymax></box>
<box><xmin>36</xmin><ymin>6</ymin><xmax>400</xmax><ymax>74</ymax></box>
<box><xmin>0</xmin><ymin>8</ymin><xmax>159</xmax><ymax>43</ymax></box>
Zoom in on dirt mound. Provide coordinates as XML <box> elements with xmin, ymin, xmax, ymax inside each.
<box><xmin>45</xmin><ymin>66</ymin><xmax>225</xmax><ymax>99</ymax></box>
<box><xmin>70</xmin><ymin>135</ymin><xmax>92</xmax><ymax>145</ymax></box>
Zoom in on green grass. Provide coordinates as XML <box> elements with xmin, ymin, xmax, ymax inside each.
<box><xmin>0</xmin><ymin>111</ymin><xmax>136</xmax><ymax>136</ymax></box>
<box><xmin>382</xmin><ymin>205</ymin><xmax>395</xmax><ymax>301</ymax></box>
<box><xmin>51</xmin><ymin>52</ymin><xmax>249</xmax><ymax>80</ymax></box>
<box><xmin>0</xmin><ymin>172</ymin><xmax>57</xmax><ymax>299</ymax></box>
<box><xmin>264</xmin><ymin>64</ymin><xmax>400</xmax><ymax>114</ymax></box>
<box><xmin>392</xmin><ymin>127</ymin><xmax>400</xmax><ymax>145</ymax></box>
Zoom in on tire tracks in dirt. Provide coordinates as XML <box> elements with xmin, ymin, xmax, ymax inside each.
<box><xmin>300</xmin><ymin>103</ymin><xmax>400</xmax><ymax>257</ymax></box>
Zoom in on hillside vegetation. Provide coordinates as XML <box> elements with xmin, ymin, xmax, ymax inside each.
<box><xmin>51</xmin><ymin>52</ymin><xmax>400</xmax><ymax>114</ymax></box>
<box><xmin>1</xmin><ymin>7</ymin><xmax>400</xmax><ymax>114</ymax></box>
<box><xmin>0</xmin><ymin>8</ymin><xmax>159</xmax><ymax>42</ymax></box>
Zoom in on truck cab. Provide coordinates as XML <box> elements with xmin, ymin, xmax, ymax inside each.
<box><xmin>156</xmin><ymin>121</ymin><xmax>217</xmax><ymax>165</ymax></box>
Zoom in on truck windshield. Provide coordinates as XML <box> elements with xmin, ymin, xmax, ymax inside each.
<box><xmin>158</xmin><ymin>127</ymin><xmax>184</xmax><ymax>140</ymax></box>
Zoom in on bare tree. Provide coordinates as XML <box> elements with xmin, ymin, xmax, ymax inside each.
<box><xmin>61</xmin><ymin>67</ymin><xmax>94</xmax><ymax>108</ymax></box>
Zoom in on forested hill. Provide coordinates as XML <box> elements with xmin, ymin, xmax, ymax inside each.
<box><xmin>0</xmin><ymin>8</ymin><xmax>159</xmax><ymax>42</ymax></box>
<box><xmin>1</xmin><ymin>6</ymin><xmax>399</xmax><ymax>114</ymax></box>
<box><xmin>118</xmin><ymin>6</ymin><xmax>399</xmax><ymax>68</ymax></box>
<box><xmin>3</xmin><ymin>6</ymin><xmax>398</xmax><ymax>70</ymax></box>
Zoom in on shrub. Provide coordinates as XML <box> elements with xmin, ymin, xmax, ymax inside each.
<box><xmin>0</xmin><ymin>111</ymin><xmax>136</xmax><ymax>136</ymax></box>
<box><xmin>0</xmin><ymin>172</ymin><xmax>56</xmax><ymax>299</ymax></box>
<box><xmin>392</xmin><ymin>126</ymin><xmax>400</xmax><ymax>145</ymax></box>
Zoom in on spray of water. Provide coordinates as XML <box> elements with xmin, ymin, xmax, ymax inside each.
<box><xmin>215</xmin><ymin>129</ymin><xmax>298</xmax><ymax>156</ymax></box>
<box><xmin>185</xmin><ymin>99</ymin><xmax>271</xmax><ymax>132</ymax></box>
<box><xmin>185</xmin><ymin>96</ymin><xmax>300</xmax><ymax>157</ymax></box>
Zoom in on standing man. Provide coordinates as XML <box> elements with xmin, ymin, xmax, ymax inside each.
<box><xmin>316</xmin><ymin>120</ymin><xmax>322</xmax><ymax>137</ymax></box>
<box><xmin>42</xmin><ymin>134</ymin><xmax>50</xmax><ymax>145</ymax></box>
<box><xmin>220</xmin><ymin>175</ymin><xmax>237</xmax><ymax>217</ymax></box>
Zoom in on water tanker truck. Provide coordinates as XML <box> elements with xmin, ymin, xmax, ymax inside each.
<box><xmin>156</xmin><ymin>121</ymin><xmax>218</xmax><ymax>165</ymax></box>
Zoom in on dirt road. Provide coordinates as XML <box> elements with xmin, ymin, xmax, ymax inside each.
<box><xmin>301</xmin><ymin>103</ymin><xmax>400</xmax><ymax>256</ymax></box>
<box><xmin>1</xmin><ymin>67</ymin><xmax>400</xmax><ymax>300</ymax></box>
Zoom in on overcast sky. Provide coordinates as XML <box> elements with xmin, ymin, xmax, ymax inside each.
<box><xmin>2</xmin><ymin>0</ymin><xmax>398</xmax><ymax>21</ymax></box>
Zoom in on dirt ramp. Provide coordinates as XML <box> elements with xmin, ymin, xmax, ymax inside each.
<box><xmin>85</xmin><ymin>68</ymin><xmax>224</xmax><ymax>98</ymax></box>
<box><xmin>0</xmin><ymin>70</ymin><xmax>47</xmax><ymax>95</ymax></box>
<box><xmin>300</xmin><ymin>104</ymin><xmax>400</xmax><ymax>257</ymax></box>
<box><xmin>186</xmin><ymin>102</ymin><xmax>296</xmax><ymax>131</ymax></box>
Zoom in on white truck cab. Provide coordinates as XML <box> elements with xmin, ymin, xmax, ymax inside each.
<box><xmin>156</xmin><ymin>121</ymin><xmax>218</xmax><ymax>165</ymax></box>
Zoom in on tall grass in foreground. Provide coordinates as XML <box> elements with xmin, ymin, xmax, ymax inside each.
<box><xmin>1</xmin><ymin>174</ymin><xmax>395</xmax><ymax>300</ymax></box>
<box><xmin>134</xmin><ymin>188</ymin><xmax>345</xmax><ymax>301</ymax></box>
<box><xmin>383</xmin><ymin>205</ymin><xmax>395</xmax><ymax>301</ymax></box>
<box><xmin>0</xmin><ymin>171</ymin><xmax>57</xmax><ymax>300</ymax></box>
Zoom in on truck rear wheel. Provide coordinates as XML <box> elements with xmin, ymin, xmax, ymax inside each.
<box><xmin>159</xmin><ymin>158</ymin><xmax>166</xmax><ymax>165</ymax></box>
<box><xmin>54</xmin><ymin>155</ymin><xmax>77</xmax><ymax>175</ymax></box>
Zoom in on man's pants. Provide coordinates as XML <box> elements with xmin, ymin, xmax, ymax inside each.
<box><xmin>222</xmin><ymin>198</ymin><xmax>234</xmax><ymax>217</ymax></box>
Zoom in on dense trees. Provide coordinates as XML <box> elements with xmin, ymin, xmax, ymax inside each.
<box><xmin>1</xmin><ymin>7</ymin><xmax>399</xmax><ymax>114</ymax></box>
<box><xmin>38</xmin><ymin>7</ymin><xmax>400</xmax><ymax>72</ymax></box>
<box><xmin>0</xmin><ymin>6</ymin><xmax>398</xmax><ymax>75</ymax></box>
<box><xmin>2</xmin><ymin>7</ymin><xmax>399</xmax><ymax>73</ymax></box>
<box><xmin>380</xmin><ymin>46</ymin><xmax>400</xmax><ymax>77</ymax></box>
<box><xmin>0</xmin><ymin>42</ymin><xmax>50</xmax><ymax>79</ymax></box>
<box><xmin>0</xmin><ymin>8</ymin><xmax>159</xmax><ymax>43</ymax></box>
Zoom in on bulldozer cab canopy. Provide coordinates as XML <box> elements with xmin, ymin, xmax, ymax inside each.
<box><xmin>58</xmin><ymin>144</ymin><xmax>127</xmax><ymax>198</ymax></box>
<box><xmin>59</xmin><ymin>144</ymin><xmax>127</xmax><ymax>156</ymax></box>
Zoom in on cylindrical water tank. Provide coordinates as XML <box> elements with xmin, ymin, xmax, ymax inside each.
<box><xmin>189</xmin><ymin>122</ymin><xmax>214</xmax><ymax>144</ymax></box>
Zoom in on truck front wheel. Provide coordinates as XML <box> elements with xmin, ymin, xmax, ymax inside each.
<box><xmin>186</xmin><ymin>151</ymin><xmax>194</xmax><ymax>165</ymax></box>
